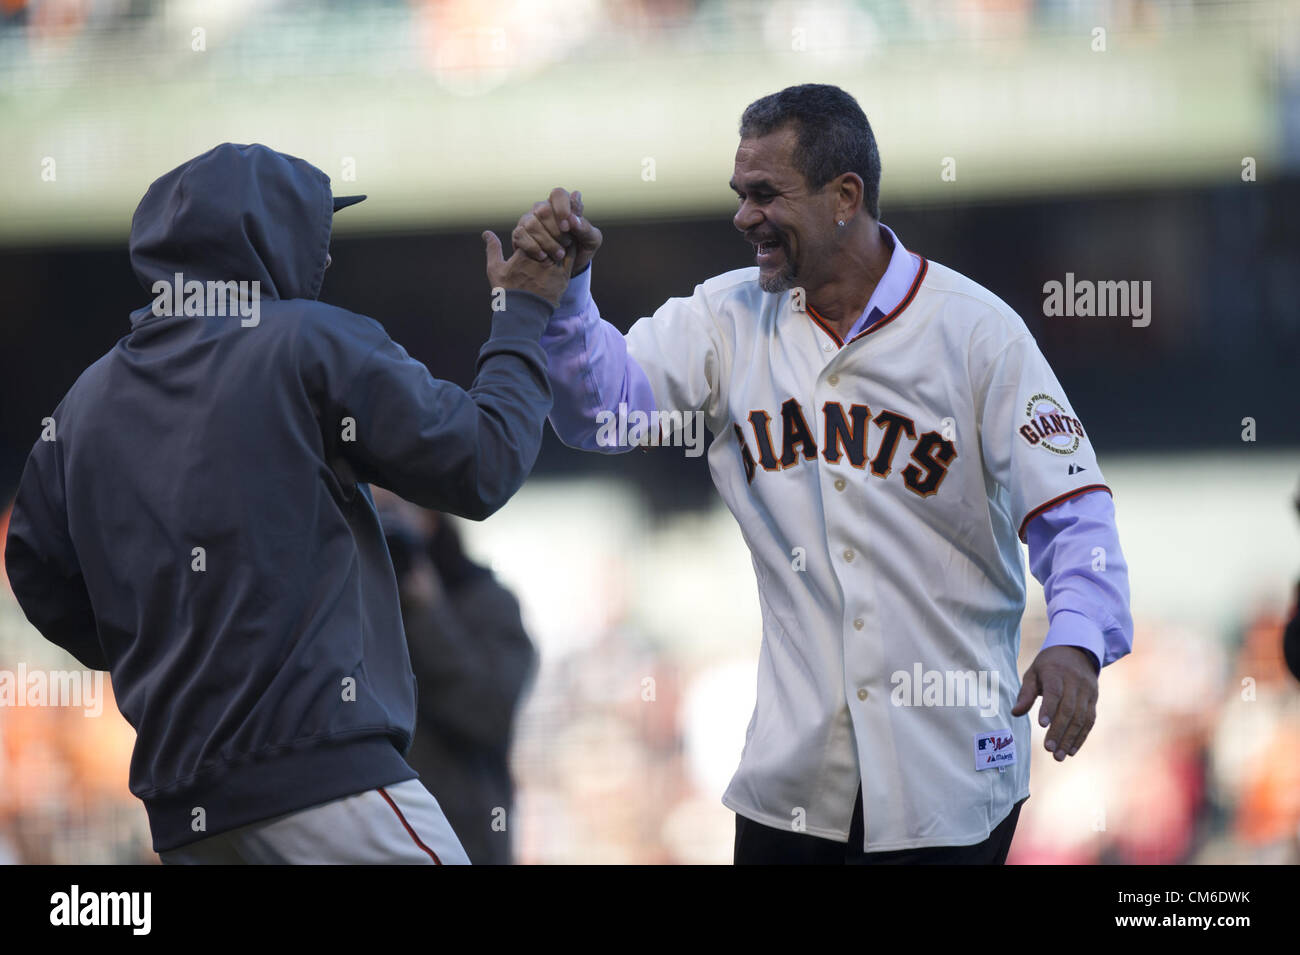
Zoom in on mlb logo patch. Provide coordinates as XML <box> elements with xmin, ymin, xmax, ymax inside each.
<box><xmin>974</xmin><ymin>730</ymin><xmax>1016</xmax><ymax>771</ymax></box>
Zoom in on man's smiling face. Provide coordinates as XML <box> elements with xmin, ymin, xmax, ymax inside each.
<box><xmin>731</xmin><ymin>126</ymin><xmax>837</xmax><ymax>294</ymax></box>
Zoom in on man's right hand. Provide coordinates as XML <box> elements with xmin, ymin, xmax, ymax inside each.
<box><xmin>511</xmin><ymin>188</ymin><xmax>603</xmax><ymax>275</ymax></box>
<box><xmin>482</xmin><ymin>228</ymin><xmax>574</xmax><ymax>307</ymax></box>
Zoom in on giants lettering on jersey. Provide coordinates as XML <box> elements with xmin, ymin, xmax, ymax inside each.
<box><xmin>731</xmin><ymin>399</ymin><xmax>957</xmax><ymax>498</ymax></box>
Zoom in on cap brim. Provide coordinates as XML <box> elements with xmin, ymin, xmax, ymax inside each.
<box><xmin>332</xmin><ymin>195</ymin><xmax>367</xmax><ymax>211</ymax></box>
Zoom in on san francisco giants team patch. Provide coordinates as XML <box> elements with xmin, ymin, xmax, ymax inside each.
<box><xmin>974</xmin><ymin>729</ymin><xmax>1017</xmax><ymax>770</ymax></box>
<box><xmin>1018</xmin><ymin>392</ymin><xmax>1086</xmax><ymax>455</ymax></box>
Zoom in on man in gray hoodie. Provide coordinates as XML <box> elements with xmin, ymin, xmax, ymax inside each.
<box><xmin>4</xmin><ymin>142</ymin><xmax>568</xmax><ymax>864</ymax></box>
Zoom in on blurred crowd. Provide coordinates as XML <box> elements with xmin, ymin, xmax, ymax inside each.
<box><xmin>2</xmin><ymin>489</ymin><xmax>1298</xmax><ymax>865</ymax></box>
<box><xmin>0</xmin><ymin>0</ymin><xmax>1273</xmax><ymax>58</ymax></box>
<box><xmin>0</xmin><ymin>505</ymin><xmax>152</xmax><ymax>864</ymax></box>
<box><xmin>1009</xmin><ymin>603</ymin><xmax>1300</xmax><ymax>864</ymax></box>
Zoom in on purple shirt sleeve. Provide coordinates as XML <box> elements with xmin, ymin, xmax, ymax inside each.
<box><xmin>1026</xmin><ymin>489</ymin><xmax>1134</xmax><ymax>672</ymax></box>
<box><xmin>539</xmin><ymin>266</ymin><xmax>657</xmax><ymax>452</ymax></box>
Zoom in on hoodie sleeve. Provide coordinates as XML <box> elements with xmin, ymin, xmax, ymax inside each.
<box><xmin>4</xmin><ymin>434</ymin><xmax>108</xmax><ymax>671</ymax></box>
<box><xmin>327</xmin><ymin>292</ymin><xmax>555</xmax><ymax>520</ymax></box>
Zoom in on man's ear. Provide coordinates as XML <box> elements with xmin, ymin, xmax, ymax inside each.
<box><xmin>833</xmin><ymin>173</ymin><xmax>865</xmax><ymax>223</ymax></box>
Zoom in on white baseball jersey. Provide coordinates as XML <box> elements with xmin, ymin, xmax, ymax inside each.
<box><xmin>621</xmin><ymin>254</ymin><xmax>1109</xmax><ymax>850</ymax></box>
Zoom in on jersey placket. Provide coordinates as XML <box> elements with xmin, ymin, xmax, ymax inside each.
<box><xmin>811</xmin><ymin>333</ymin><xmax>897</xmax><ymax>848</ymax></box>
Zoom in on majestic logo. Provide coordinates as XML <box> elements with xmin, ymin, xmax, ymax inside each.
<box><xmin>732</xmin><ymin>399</ymin><xmax>957</xmax><ymax>498</ymax></box>
<box><xmin>1018</xmin><ymin>393</ymin><xmax>1084</xmax><ymax>455</ymax></box>
<box><xmin>974</xmin><ymin>729</ymin><xmax>1017</xmax><ymax>770</ymax></box>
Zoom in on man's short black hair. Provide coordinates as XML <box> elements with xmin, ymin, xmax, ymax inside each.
<box><xmin>739</xmin><ymin>84</ymin><xmax>882</xmax><ymax>220</ymax></box>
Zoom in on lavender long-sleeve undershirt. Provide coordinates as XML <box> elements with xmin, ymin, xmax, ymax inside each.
<box><xmin>540</xmin><ymin>265</ymin><xmax>656</xmax><ymax>450</ymax></box>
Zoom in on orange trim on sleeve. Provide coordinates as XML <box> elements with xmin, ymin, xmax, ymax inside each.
<box><xmin>1018</xmin><ymin>484</ymin><xmax>1112</xmax><ymax>542</ymax></box>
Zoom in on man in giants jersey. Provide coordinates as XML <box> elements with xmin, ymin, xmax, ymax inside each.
<box><xmin>512</xmin><ymin>84</ymin><xmax>1133</xmax><ymax>864</ymax></box>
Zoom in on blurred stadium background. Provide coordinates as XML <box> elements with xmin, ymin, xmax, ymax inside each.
<box><xmin>1</xmin><ymin>0</ymin><xmax>1298</xmax><ymax>864</ymax></box>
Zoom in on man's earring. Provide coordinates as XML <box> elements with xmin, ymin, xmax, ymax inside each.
<box><xmin>837</xmin><ymin>220</ymin><xmax>846</xmax><ymax>227</ymax></box>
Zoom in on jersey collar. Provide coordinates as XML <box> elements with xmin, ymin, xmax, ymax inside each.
<box><xmin>846</xmin><ymin>223</ymin><xmax>919</xmax><ymax>339</ymax></box>
<box><xmin>806</xmin><ymin>223</ymin><xmax>926</xmax><ymax>348</ymax></box>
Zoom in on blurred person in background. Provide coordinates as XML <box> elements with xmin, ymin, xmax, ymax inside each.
<box><xmin>1285</xmin><ymin>479</ymin><xmax>1300</xmax><ymax>684</ymax></box>
<box><xmin>373</xmin><ymin>487</ymin><xmax>537</xmax><ymax>865</ymax></box>
<box><xmin>1224</xmin><ymin>601</ymin><xmax>1300</xmax><ymax>862</ymax></box>
<box><xmin>1286</xmin><ymin>588</ymin><xmax>1300</xmax><ymax>684</ymax></box>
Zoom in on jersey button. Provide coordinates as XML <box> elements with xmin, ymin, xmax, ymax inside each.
<box><xmin>823</xmin><ymin>344</ymin><xmax>833</xmax><ymax>352</ymax></box>
<box><xmin>827</xmin><ymin>374</ymin><xmax>840</xmax><ymax>387</ymax></box>
<box><xmin>834</xmin><ymin>477</ymin><xmax>846</xmax><ymax>492</ymax></box>
<box><xmin>843</xmin><ymin>548</ymin><xmax>855</xmax><ymax>562</ymax></box>
<box><xmin>853</xmin><ymin>618</ymin><xmax>864</xmax><ymax>630</ymax></box>
<box><xmin>856</xmin><ymin>688</ymin><xmax>868</xmax><ymax>701</ymax></box>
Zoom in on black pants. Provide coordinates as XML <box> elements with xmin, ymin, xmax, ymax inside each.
<box><xmin>734</xmin><ymin>787</ymin><xmax>1026</xmax><ymax>865</ymax></box>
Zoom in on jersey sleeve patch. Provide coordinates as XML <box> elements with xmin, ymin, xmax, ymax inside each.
<box><xmin>1017</xmin><ymin>392</ymin><xmax>1089</xmax><ymax>455</ymax></box>
<box><xmin>978</xmin><ymin>333</ymin><xmax>1108</xmax><ymax>540</ymax></box>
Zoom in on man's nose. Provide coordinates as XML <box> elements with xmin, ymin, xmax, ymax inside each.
<box><xmin>734</xmin><ymin>200</ymin><xmax>761</xmax><ymax>232</ymax></box>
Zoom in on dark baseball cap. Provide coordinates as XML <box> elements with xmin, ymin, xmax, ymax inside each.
<box><xmin>333</xmin><ymin>194</ymin><xmax>366</xmax><ymax>211</ymax></box>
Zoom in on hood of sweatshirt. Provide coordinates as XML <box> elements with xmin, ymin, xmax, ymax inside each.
<box><xmin>127</xmin><ymin>143</ymin><xmax>340</xmax><ymax>324</ymax></box>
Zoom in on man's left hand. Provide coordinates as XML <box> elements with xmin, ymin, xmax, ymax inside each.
<box><xmin>511</xmin><ymin>188</ymin><xmax>603</xmax><ymax>275</ymax></box>
<box><xmin>1011</xmin><ymin>645</ymin><xmax>1099</xmax><ymax>761</ymax></box>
